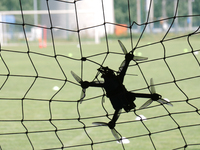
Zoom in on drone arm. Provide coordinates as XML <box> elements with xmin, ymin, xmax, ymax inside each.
<box><xmin>108</xmin><ymin>109</ymin><xmax>121</xmax><ymax>129</ymax></box>
<box><xmin>119</xmin><ymin>56</ymin><xmax>132</xmax><ymax>82</ymax></box>
<box><xmin>134</xmin><ymin>92</ymin><xmax>161</xmax><ymax>101</ymax></box>
<box><xmin>81</xmin><ymin>81</ymin><xmax>104</xmax><ymax>88</ymax></box>
<box><xmin>89</xmin><ymin>82</ymin><xmax>104</xmax><ymax>87</ymax></box>
<box><xmin>112</xmin><ymin>109</ymin><xmax>121</xmax><ymax>123</ymax></box>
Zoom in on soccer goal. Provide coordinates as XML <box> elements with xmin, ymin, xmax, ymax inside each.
<box><xmin>0</xmin><ymin>0</ymin><xmax>113</xmax><ymax>46</ymax></box>
<box><xmin>0</xmin><ymin>0</ymin><xmax>200</xmax><ymax>150</ymax></box>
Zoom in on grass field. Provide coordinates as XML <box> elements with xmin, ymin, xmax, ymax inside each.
<box><xmin>0</xmin><ymin>33</ymin><xmax>200</xmax><ymax>150</ymax></box>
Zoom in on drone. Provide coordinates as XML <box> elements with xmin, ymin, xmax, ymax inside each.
<box><xmin>71</xmin><ymin>40</ymin><xmax>173</xmax><ymax>142</ymax></box>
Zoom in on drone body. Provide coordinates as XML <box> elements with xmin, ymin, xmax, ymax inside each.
<box><xmin>81</xmin><ymin>54</ymin><xmax>136</xmax><ymax>113</ymax></box>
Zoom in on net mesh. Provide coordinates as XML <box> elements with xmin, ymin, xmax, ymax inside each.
<box><xmin>0</xmin><ymin>0</ymin><xmax>200</xmax><ymax>149</ymax></box>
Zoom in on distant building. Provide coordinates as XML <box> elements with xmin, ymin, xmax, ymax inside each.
<box><xmin>40</xmin><ymin>0</ymin><xmax>114</xmax><ymax>39</ymax></box>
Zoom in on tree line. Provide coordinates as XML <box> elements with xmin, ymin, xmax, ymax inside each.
<box><xmin>0</xmin><ymin>0</ymin><xmax>200</xmax><ymax>26</ymax></box>
<box><xmin>0</xmin><ymin>0</ymin><xmax>34</xmax><ymax>11</ymax></box>
<box><xmin>114</xmin><ymin>0</ymin><xmax>200</xmax><ymax>26</ymax></box>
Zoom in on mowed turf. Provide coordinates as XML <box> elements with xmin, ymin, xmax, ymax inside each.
<box><xmin>0</xmin><ymin>34</ymin><xmax>200</xmax><ymax>150</ymax></box>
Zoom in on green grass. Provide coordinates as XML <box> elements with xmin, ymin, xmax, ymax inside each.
<box><xmin>0</xmin><ymin>34</ymin><xmax>200</xmax><ymax>150</ymax></box>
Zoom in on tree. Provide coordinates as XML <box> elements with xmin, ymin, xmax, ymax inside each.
<box><xmin>114</xmin><ymin>0</ymin><xmax>137</xmax><ymax>24</ymax></box>
<box><xmin>0</xmin><ymin>0</ymin><xmax>35</xmax><ymax>11</ymax></box>
<box><xmin>192</xmin><ymin>0</ymin><xmax>200</xmax><ymax>26</ymax></box>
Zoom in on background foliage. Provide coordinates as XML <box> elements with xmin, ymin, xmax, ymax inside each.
<box><xmin>1</xmin><ymin>0</ymin><xmax>200</xmax><ymax>26</ymax></box>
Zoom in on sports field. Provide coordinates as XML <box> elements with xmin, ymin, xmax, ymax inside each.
<box><xmin>0</xmin><ymin>33</ymin><xmax>200</xmax><ymax>150</ymax></box>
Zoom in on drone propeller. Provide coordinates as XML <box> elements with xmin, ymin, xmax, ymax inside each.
<box><xmin>92</xmin><ymin>122</ymin><xmax>108</xmax><ymax>126</ymax></box>
<box><xmin>71</xmin><ymin>71</ymin><xmax>82</xmax><ymax>83</ymax></box>
<box><xmin>118</xmin><ymin>59</ymin><xmax>138</xmax><ymax>76</ymax></box>
<box><xmin>80</xmin><ymin>88</ymin><xmax>86</xmax><ymax>103</ymax></box>
<box><xmin>118</xmin><ymin>40</ymin><xmax>148</xmax><ymax>61</ymax></box>
<box><xmin>92</xmin><ymin>122</ymin><xmax>121</xmax><ymax>142</ymax></box>
<box><xmin>71</xmin><ymin>71</ymin><xmax>86</xmax><ymax>103</ymax></box>
<box><xmin>140</xmin><ymin>78</ymin><xmax>173</xmax><ymax>109</ymax></box>
<box><xmin>118</xmin><ymin>40</ymin><xmax>128</xmax><ymax>55</ymax></box>
<box><xmin>119</xmin><ymin>60</ymin><xmax>126</xmax><ymax>72</ymax></box>
<box><xmin>92</xmin><ymin>109</ymin><xmax>122</xmax><ymax>142</ymax></box>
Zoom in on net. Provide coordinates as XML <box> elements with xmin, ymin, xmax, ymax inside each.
<box><xmin>0</xmin><ymin>0</ymin><xmax>200</xmax><ymax>149</ymax></box>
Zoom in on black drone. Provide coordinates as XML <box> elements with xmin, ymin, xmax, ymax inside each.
<box><xmin>71</xmin><ymin>40</ymin><xmax>173</xmax><ymax>142</ymax></box>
